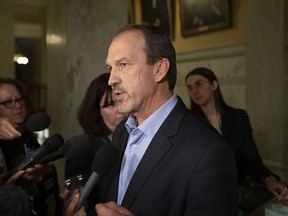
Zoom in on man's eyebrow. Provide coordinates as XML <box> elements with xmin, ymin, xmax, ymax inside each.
<box><xmin>106</xmin><ymin>57</ymin><xmax>129</xmax><ymax>67</ymax></box>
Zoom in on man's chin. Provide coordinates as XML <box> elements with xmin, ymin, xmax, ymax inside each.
<box><xmin>118</xmin><ymin>105</ymin><xmax>132</xmax><ymax>115</ymax></box>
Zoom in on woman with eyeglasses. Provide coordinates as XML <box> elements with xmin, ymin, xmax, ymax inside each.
<box><xmin>0</xmin><ymin>77</ymin><xmax>63</xmax><ymax>216</ymax></box>
<box><xmin>185</xmin><ymin>67</ymin><xmax>288</xmax><ymax>210</ymax></box>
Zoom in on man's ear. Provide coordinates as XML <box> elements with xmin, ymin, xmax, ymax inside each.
<box><xmin>155</xmin><ymin>58</ymin><xmax>170</xmax><ymax>83</ymax></box>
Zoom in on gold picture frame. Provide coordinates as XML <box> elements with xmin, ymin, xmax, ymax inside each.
<box><xmin>140</xmin><ymin>0</ymin><xmax>175</xmax><ymax>40</ymax></box>
<box><xmin>179</xmin><ymin>0</ymin><xmax>232</xmax><ymax>37</ymax></box>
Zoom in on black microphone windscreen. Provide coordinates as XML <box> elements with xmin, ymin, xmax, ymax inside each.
<box><xmin>38</xmin><ymin>134</ymin><xmax>92</xmax><ymax>164</ymax></box>
<box><xmin>43</xmin><ymin>133</ymin><xmax>64</xmax><ymax>152</ymax></box>
<box><xmin>74</xmin><ymin>144</ymin><xmax>119</xmax><ymax>212</ymax></box>
<box><xmin>17</xmin><ymin>112</ymin><xmax>51</xmax><ymax>132</ymax></box>
<box><xmin>62</xmin><ymin>134</ymin><xmax>92</xmax><ymax>158</ymax></box>
<box><xmin>37</xmin><ymin>151</ymin><xmax>63</xmax><ymax>164</ymax></box>
<box><xmin>92</xmin><ymin>144</ymin><xmax>119</xmax><ymax>176</ymax></box>
<box><xmin>26</xmin><ymin>112</ymin><xmax>51</xmax><ymax>131</ymax></box>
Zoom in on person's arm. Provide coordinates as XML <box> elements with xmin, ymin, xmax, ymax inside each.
<box><xmin>263</xmin><ymin>175</ymin><xmax>288</xmax><ymax>200</ymax></box>
<box><xmin>185</xmin><ymin>141</ymin><xmax>239</xmax><ymax>215</ymax></box>
<box><xmin>0</xmin><ymin>118</ymin><xmax>21</xmax><ymax>140</ymax></box>
<box><xmin>238</xmin><ymin>110</ymin><xmax>288</xmax><ymax>200</ymax></box>
<box><xmin>238</xmin><ymin>110</ymin><xmax>275</xmax><ymax>181</ymax></box>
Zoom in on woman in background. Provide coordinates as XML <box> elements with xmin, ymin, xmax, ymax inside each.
<box><xmin>65</xmin><ymin>73</ymin><xmax>127</xmax><ymax>215</ymax></box>
<box><xmin>0</xmin><ymin>77</ymin><xmax>62</xmax><ymax>216</ymax></box>
<box><xmin>185</xmin><ymin>67</ymin><xmax>288</xmax><ymax>203</ymax></box>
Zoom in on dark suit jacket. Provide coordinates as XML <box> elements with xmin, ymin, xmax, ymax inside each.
<box><xmin>103</xmin><ymin>98</ymin><xmax>238</xmax><ymax>216</ymax></box>
<box><xmin>221</xmin><ymin>108</ymin><xmax>278</xmax><ymax>184</ymax></box>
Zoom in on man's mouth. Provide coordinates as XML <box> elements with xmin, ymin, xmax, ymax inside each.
<box><xmin>113</xmin><ymin>90</ymin><xmax>124</xmax><ymax>101</ymax></box>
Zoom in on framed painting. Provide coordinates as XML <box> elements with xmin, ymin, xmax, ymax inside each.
<box><xmin>128</xmin><ymin>0</ymin><xmax>135</xmax><ymax>24</ymax></box>
<box><xmin>140</xmin><ymin>0</ymin><xmax>175</xmax><ymax>40</ymax></box>
<box><xmin>179</xmin><ymin>0</ymin><xmax>232</xmax><ymax>37</ymax></box>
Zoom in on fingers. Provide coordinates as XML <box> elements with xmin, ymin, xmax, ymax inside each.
<box><xmin>267</xmin><ymin>181</ymin><xmax>288</xmax><ymax>201</ymax></box>
<box><xmin>63</xmin><ymin>193</ymin><xmax>87</xmax><ymax>216</ymax></box>
<box><xmin>62</xmin><ymin>188</ymin><xmax>81</xmax><ymax>211</ymax></box>
<box><xmin>0</xmin><ymin>118</ymin><xmax>21</xmax><ymax>140</ymax></box>
<box><xmin>61</xmin><ymin>187</ymin><xmax>71</xmax><ymax>200</ymax></box>
<box><xmin>96</xmin><ymin>201</ymin><xmax>134</xmax><ymax>216</ymax></box>
<box><xmin>23</xmin><ymin>163</ymin><xmax>53</xmax><ymax>182</ymax></box>
<box><xmin>278</xmin><ymin>185</ymin><xmax>288</xmax><ymax>201</ymax></box>
<box><xmin>5</xmin><ymin>170</ymin><xmax>25</xmax><ymax>185</ymax></box>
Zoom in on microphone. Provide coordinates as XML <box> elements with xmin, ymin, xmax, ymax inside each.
<box><xmin>37</xmin><ymin>134</ymin><xmax>93</xmax><ymax>164</ymax></box>
<box><xmin>17</xmin><ymin>112</ymin><xmax>51</xmax><ymax>132</ymax></box>
<box><xmin>2</xmin><ymin>133</ymin><xmax>64</xmax><ymax>182</ymax></box>
<box><xmin>74</xmin><ymin>144</ymin><xmax>119</xmax><ymax>212</ymax></box>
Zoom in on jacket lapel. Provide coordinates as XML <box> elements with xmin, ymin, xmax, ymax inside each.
<box><xmin>121</xmin><ymin>98</ymin><xmax>187</xmax><ymax>207</ymax></box>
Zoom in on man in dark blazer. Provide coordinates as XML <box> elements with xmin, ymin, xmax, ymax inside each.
<box><xmin>97</xmin><ymin>24</ymin><xmax>238</xmax><ymax>216</ymax></box>
<box><xmin>101</xmin><ymin>98</ymin><xmax>238</xmax><ymax>216</ymax></box>
<box><xmin>64</xmin><ymin>24</ymin><xmax>239</xmax><ymax>216</ymax></box>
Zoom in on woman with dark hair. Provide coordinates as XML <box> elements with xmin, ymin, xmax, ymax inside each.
<box><xmin>76</xmin><ymin>73</ymin><xmax>123</xmax><ymax>135</ymax></box>
<box><xmin>0</xmin><ymin>77</ymin><xmax>62</xmax><ymax>216</ymax></box>
<box><xmin>64</xmin><ymin>73</ymin><xmax>127</xmax><ymax>215</ymax></box>
<box><xmin>185</xmin><ymin>67</ymin><xmax>288</xmax><ymax>204</ymax></box>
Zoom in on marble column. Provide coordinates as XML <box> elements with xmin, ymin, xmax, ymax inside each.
<box><xmin>246</xmin><ymin>0</ymin><xmax>288</xmax><ymax>180</ymax></box>
<box><xmin>46</xmin><ymin>0</ymin><xmax>128</xmax><ymax>189</ymax></box>
<box><xmin>46</xmin><ymin>0</ymin><xmax>128</xmax><ymax>139</ymax></box>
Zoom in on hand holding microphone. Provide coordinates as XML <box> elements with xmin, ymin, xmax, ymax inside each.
<box><xmin>2</xmin><ymin>133</ymin><xmax>64</xmax><ymax>183</ymax></box>
<box><xmin>23</xmin><ymin>163</ymin><xmax>54</xmax><ymax>182</ymax></box>
<box><xmin>74</xmin><ymin>144</ymin><xmax>119</xmax><ymax>212</ymax></box>
<box><xmin>0</xmin><ymin>118</ymin><xmax>21</xmax><ymax>140</ymax></box>
<box><xmin>0</xmin><ymin>112</ymin><xmax>51</xmax><ymax>140</ymax></box>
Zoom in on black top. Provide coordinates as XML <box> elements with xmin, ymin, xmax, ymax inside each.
<box><xmin>192</xmin><ymin>107</ymin><xmax>279</xmax><ymax>185</ymax></box>
<box><xmin>220</xmin><ymin>108</ymin><xmax>279</xmax><ymax>184</ymax></box>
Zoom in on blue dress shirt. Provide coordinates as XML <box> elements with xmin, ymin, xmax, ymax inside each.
<box><xmin>117</xmin><ymin>93</ymin><xmax>178</xmax><ymax>204</ymax></box>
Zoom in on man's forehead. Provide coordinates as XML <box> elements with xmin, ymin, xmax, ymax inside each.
<box><xmin>113</xmin><ymin>30</ymin><xmax>144</xmax><ymax>43</ymax></box>
<box><xmin>108</xmin><ymin>37</ymin><xmax>145</xmax><ymax>59</ymax></box>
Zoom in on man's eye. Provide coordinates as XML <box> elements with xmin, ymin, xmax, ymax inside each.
<box><xmin>120</xmin><ymin>63</ymin><xmax>128</xmax><ymax>68</ymax></box>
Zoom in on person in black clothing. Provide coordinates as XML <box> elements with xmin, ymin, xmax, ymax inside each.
<box><xmin>0</xmin><ymin>77</ymin><xmax>62</xmax><ymax>216</ymax></box>
<box><xmin>185</xmin><ymin>67</ymin><xmax>288</xmax><ymax>202</ymax></box>
<box><xmin>64</xmin><ymin>73</ymin><xmax>126</xmax><ymax>215</ymax></box>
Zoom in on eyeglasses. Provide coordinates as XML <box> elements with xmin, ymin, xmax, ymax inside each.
<box><xmin>186</xmin><ymin>80</ymin><xmax>209</xmax><ymax>92</ymax></box>
<box><xmin>0</xmin><ymin>96</ymin><xmax>25</xmax><ymax>109</ymax></box>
